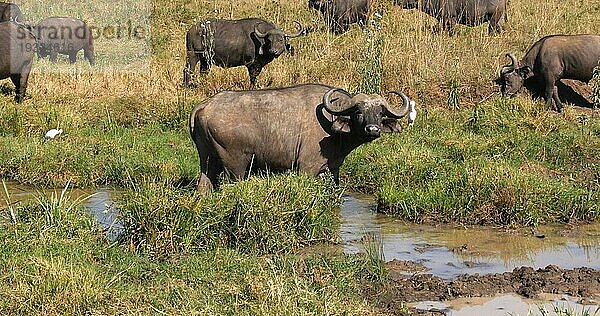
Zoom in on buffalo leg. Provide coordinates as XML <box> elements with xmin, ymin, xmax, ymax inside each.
<box><xmin>330</xmin><ymin>168</ymin><xmax>340</xmax><ymax>185</ymax></box>
<box><xmin>488</xmin><ymin>11</ymin><xmax>504</xmax><ymax>34</ymax></box>
<box><xmin>49</xmin><ymin>51</ymin><xmax>58</xmax><ymax>63</ymax></box>
<box><xmin>332</xmin><ymin>20</ymin><xmax>348</xmax><ymax>34</ymax></box>
<box><xmin>552</xmin><ymin>86</ymin><xmax>564</xmax><ymax>113</ymax></box>
<box><xmin>198</xmin><ymin>155</ymin><xmax>223</xmax><ymax>193</ymax></box>
<box><xmin>544</xmin><ymin>82</ymin><xmax>559</xmax><ymax>112</ymax></box>
<box><xmin>69</xmin><ymin>52</ymin><xmax>77</xmax><ymax>64</ymax></box>
<box><xmin>83</xmin><ymin>39</ymin><xmax>95</xmax><ymax>66</ymax></box>
<box><xmin>247</xmin><ymin>64</ymin><xmax>263</xmax><ymax>87</ymax></box>
<box><xmin>220</xmin><ymin>152</ymin><xmax>249</xmax><ymax>180</ymax></box>
<box><xmin>10</xmin><ymin>73</ymin><xmax>21</xmax><ymax>103</ymax></box>
<box><xmin>445</xmin><ymin>21</ymin><xmax>457</xmax><ymax>36</ymax></box>
<box><xmin>14</xmin><ymin>60</ymin><xmax>33</xmax><ymax>103</ymax></box>
<box><xmin>10</xmin><ymin>72</ymin><xmax>28</xmax><ymax>103</ymax></box>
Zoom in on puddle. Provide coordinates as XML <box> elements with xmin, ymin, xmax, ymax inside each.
<box><xmin>415</xmin><ymin>294</ymin><xmax>600</xmax><ymax>316</ymax></box>
<box><xmin>340</xmin><ymin>194</ymin><xmax>600</xmax><ymax>279</ymax></box>
<box><xmin>1</xmin><ymin>181</ymin><xmax>123</xmax><ymax>240</ymax></box>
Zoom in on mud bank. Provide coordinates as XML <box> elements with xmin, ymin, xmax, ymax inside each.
<box><xmin>365</xmin><ymin>264</ymin><xmax>600</xmax><ymax>313</ymax></box>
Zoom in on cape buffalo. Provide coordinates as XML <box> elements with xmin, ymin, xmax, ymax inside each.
<box><xmin>396</xmin><ymin>0</ymin><xmax>507</xmax><ymax>34</ymax></box>
<box><xmin>0</xmin><ymin>22</ymin><xmax>35</xmax><ymax>103</ymax></box>
<box><xmin>0</xmin><ymin>2</ymin><xmax>23</xmax><ymax>23</ymax></box>
<box><xmin>498</xmin><ymin>34</ymin><xmax>600</xmax><ymax>112</ymax></box>
<box><xmin>34</xmin><ymin>17</ymin><xmax>95</xmax><ymax>65</ymax></box>
<box><xmin>184</xmin><ymin>18</ymin><xmax>304</xmax><ymax>87</ymax></box>
<box><xmin>308</xmin><ymin>0</ymin><xmax>371</xmax><ymax>34</ymax></box>
<box><xmin>189</xmin><ymin>83</ymin><xmax>412</xmax><ymax>193</ymax></box>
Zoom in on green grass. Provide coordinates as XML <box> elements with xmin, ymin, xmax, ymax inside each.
<box><xmin>119</xmin><ymin>174</ymin><xmax>343</xmax><ymax>256</ymax></box>
<box><xmin>343</xmin><ymin>97</ymin><xmax>600</xmax><ymax>226</ymax></box>
<box><xmin>0</xmin><ymin>123</ymin><xmax>196</xmax><ymax>187</ymax></box>
<box><xmin>0</xmin><ymin>187</ymin><xmax>381</xmax><ymax>315</ymax></box>
<box><xmin>0</xmin><ymin>0</ymin><xmax>599</xmax><ymax>313</ymax></box>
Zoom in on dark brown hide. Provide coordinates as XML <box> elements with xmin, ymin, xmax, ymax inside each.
<box><xmin>396</xmin><ymin>0</ymin><xmax>507</xmax><ymax>34</ymax></box>
<box><xmin>189</xmin><ymin>83</ymin><xmax>411</xmax><ymax>193</ymax></box>
<box><xmin>308</xmin><ymin>0</ymin><xmax>371</xmax><ymax>34</ymax></box>
<box><xmin>0</xmin><ymin>22</ymin><xmax>35</xmax><ymax>102</ymax></box>
<box><xmin>184</xmin><ymin>18</ymin><xmax>303</xmax><ymax>87</ymax></box>
<box><xmin>35</xmin><ymin>17</ymin><xmax>94</xmax><ymax>65</ymax></box>
<box><xmin>499</xmin><ymin>34</ymin><xmax>600</xmax><ymax>112</ymax></box>
<box><xmin>0</xmin><ymin>3</ymin><xmax>23</xmax><ymax>23</ymax></box>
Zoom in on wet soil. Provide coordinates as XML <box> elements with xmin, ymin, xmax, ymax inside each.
<box><xmin>365</xmin><ymin>264</ymin><xmax>600</xmax><ymax>314</ymax></box>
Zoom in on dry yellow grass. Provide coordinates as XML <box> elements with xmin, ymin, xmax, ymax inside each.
<box><xmin>3</xmin><ymin>0</ymin><xmax>600</xmax><ymax>130</ymax></box>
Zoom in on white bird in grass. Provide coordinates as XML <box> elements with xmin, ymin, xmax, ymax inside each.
<box><xmin>408</xmin><ymin>100</ymin><xmax>417</xmax><ymax>128</ymax></box>
<box><xmin>44</xmin><ymin>128</ymin><xmax>63</xmax><ymax>139</ymax></box>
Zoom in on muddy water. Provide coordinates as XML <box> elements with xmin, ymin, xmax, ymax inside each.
<box><xmin>415</xmin><ymin>294</ymin><xmax>600</xmax><ymax>316</ymax></box>
<box><xmin>340</xmin><ymin>194</ymin><xmax>600</xmax><ymax>279</ymax></box>
<box><xmin>1</xmin><ymin>181</ymin><xmax>123</xmax><ymax>240</ymax></box>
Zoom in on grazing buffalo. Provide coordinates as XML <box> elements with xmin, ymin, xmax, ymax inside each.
<box><xmin>498</xmin><ymin>34</ymin><xmax>600</xmax><ymax>112</ymax></box>
<box><xmin>184</xmin><ymin>18</ymin><xmax>304</xmax><ymax>87</ymax></box>
<box><xmin>396</xmin><ymin>0</ymin><xmax>507</xmax><ymax>34</ymax></box>
<box><xmin>308</xmin><ymin>0</ymin><xmax>371</xmax><ymax>34</ymax></box>
<box><xmin>0</xmin><ymin>22</ymin><xmax>35</xmax><ymax>102</ymax></box>
<box><xmin>35</xmin><ymin>17</ymin><xmax>95</xmax><ymax>65</ymax></box>
<box><xmin>0</xmin><ymin>2</ymin><xmax>23</xmax><ymax>22</ymax></box>
<box><xmin>189</xmin><ymin>83</ymin><xmax>413</xmax><ymax>193</ymax></box>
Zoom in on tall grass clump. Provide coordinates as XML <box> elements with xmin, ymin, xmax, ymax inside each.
<box><xmin>360</xmin><ymin>233</ymin><xmax>387</xmax><ymax>282</ymax></box>
<box><xmin>0</xmin><ymin>184</ymin><xmax>377</xmax><ymax>315</ymax></box>
<box><xmin>120</xmin><ymin>174</ymin><xmax>343</xmax><ymax>257</ymax></box>
<box><xmin>593</xmin><ymin>61</ymin><xmax>600</xmax><ymax>108</ymax></box>
<box><xmin>354</xmin><ymin>15</ymin><xmax>384</xmax><ymax>94</ymax></box>
<box><xmin>0</xmin><ymin>189</ymin><xmax>109</xmax><ymax>313</ymax></box>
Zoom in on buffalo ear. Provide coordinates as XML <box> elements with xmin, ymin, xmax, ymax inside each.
<box><xmin>381</xmin><ymin>118</ymin><xmax>401</xmax><ymax>133</ymax></box>
<box><xmin>331</xmin><ymin>117</ymin><xmax>351</xmax><ymax>134</ymax></box>
<box><xmin>517</xmin><ymin>66</ymin><xmax>533</xmax><ymax>79</ymax></box>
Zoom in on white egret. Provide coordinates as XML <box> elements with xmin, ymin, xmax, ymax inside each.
<box><xmin>44</xmin><ymin>128</ymin><xmax>63</xmax><ymax>139</ymax></box>
<box><xmin>408</xmin><ymin>100</ymin><xmax>417</xmax><ymax>127</ymax></box>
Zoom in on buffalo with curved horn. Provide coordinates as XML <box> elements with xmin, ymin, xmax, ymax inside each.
<box><xmin>189</xmin><ymin>83</ymin><xmax>413</xmax><ymax>193</ymax></box>
<box><xmin>184</xmin><ymin>18</ymin><xmax>304</xmax><ymax>87</ymax></box>
<box><xmin>498</xmin><ymin>34</ymin><xmax>600</xmax><ymax>112</ymax></box>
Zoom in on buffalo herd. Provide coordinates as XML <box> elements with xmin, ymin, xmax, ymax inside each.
<box><xmin>0</xmin><ymin>3</ymin><xmax>95</xmax><ymax>102</ymax></box>
<box><xmin>0</xmin><ymin>1</ymin><xmax>597</xmax><ymax>191</ymax></box>
<box><xmin>184</xmin><ymin>0</ymin><xmax>599</xmax><ymax>191</ymax></box>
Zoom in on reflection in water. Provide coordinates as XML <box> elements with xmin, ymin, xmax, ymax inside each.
<box><xmin>415</xmin><ymin>294</ymin><xmax>600</xmax><ymax>316</ymax></box>
<box><xmin>340</xmin><ymin>195</ymin><xmax>600</xmax><ymax>279</ymax></box>
<box><xmin>1</xmin><ymin>181</ymin><xmax>123</xmax><ymax>240</ymax></box>
<box><xmin>85</xmin><ymin>189</ymin><xmax>123</xmax><ymax>240</ymax></box>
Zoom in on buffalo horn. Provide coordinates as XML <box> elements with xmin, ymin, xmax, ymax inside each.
<box><xmin>254</xmin><ymin>24</ymin><xmax>268</xmax><ymax>38</ymax></box>
<box><xmin>323</xmin><ymin>88</ymin><xmax>354</xmax><ymax>115</ymax></box>
<box><xmin>285</xmin><ymin>21</ymin><xmax>304</xmax><ymax>38</ymax></box>
<box><xmin>384</xmin><ymin>91</ymin><xmax>411</xmax><ymax>118</ymax></box>
<box><xmin>506</xmin><ymin>53</ymin><xmax>518</xmax><ymax>68</ymax></box>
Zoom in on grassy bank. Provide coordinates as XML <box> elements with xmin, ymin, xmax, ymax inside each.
<box><xmin>0</xmin><ymin>0</ymin><xmax>598</xmax><ymax>227</ymax></box>
<box><xmin>343</xmin><ymin>97</ymin><xmax>600</xmax><ymax>225</ymax></box>
<box><xmin>0</xmin><ymin>122</ymin><xmax>196</xmax><ymax>187</ymax></box>
<box><xmin>120</xmin><ymin>175</ymin><xmax>343</xmax><ymax>256</ymax></box>
<box><xmin>0</xmin><ymin>181</ymin><xmax>391</xmax><ymax>315</ymax></box>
